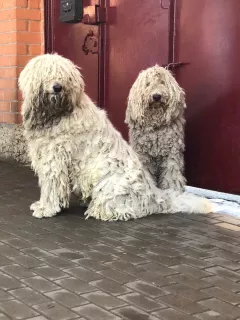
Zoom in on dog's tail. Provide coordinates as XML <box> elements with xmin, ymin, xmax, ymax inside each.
<box><xmin>160</xmin><ymin>189</ymin><xmax>212</xmax><ymax>214</ymax></box>
<box><xmin>0</xmin><ymin>123</ymin><xmax>29</xmax><ymax>165</ymax></box>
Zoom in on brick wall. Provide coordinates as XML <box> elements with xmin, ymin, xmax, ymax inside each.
<box><xmin>0</xmin><ymin>0</ymin><xmax>44</xmax><ymax>124</ymax></box>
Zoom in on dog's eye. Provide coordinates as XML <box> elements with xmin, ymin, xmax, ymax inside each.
<box><xmin>161</xmin><ymin>80</ymin><xmax>165</xmax><ymax>84</ymax></box>
<box><xmin>146</xmin><ymin>82</ymin><xmax>150</xmax><ymax>87</ymax></box>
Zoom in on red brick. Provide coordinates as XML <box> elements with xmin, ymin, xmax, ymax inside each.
<box><xmin>0</xmin><ymin>89</ymin><xmax>17</xmax><ymax>101</ymax></box>
<box><xmin>28</xmin><ymin>21</ymin><xmax>41</xmax><ymax>32</ymax></box>
<box><xmin>0</xmin><ymin>44</ymin><xmax>27</xmax><ymax>55</ymax></box>
<box><xmin>0</xmin><ymin>33</ymin><xmax>17</xmax><ymax>44</ymax></box>
<box><xmin>16</xmin><ymin>20</ymin><xmax>28</xmax><ymax>31</ymax></box>
<box><xmin>28</xmin><ymin>0</ymin><xmax>41</xmax><ymax>9</ymax></box>
<box><xmin>28</xmin><ymin>44</ymin><xmax>41</xmax><ymax>55</ymax></box>
<box><xmin>16</xmin><ymin>67</ymin><xmax>24</xmax><ymax>77</ymax></box>
<box><xmin>17</xmin><ymin>55</ymin><xmax>33</xmax><ymax>67</ymax></box>
<box><xmin>2</xmin><ymin>0</ymin><xmax>16</xmax><ymax>9</ymax></box>
<box><xmin>0</xmin><ymin>9</ymin><xmax>16</xmax><ymax>20</ymax></box>
<box><xmin>18</xmin><ymin>32</ymin><xmax>41</xmax><ymax>44</ymax></box>
<box><xmin>0</xmin><ymin>67</ymin><xmax>16</xmax><ymax>78</ymax></box>
<box><xmin>0</xmin><ymin>56</ymin><xmax>17</xmax><ymax>67</ymax></box>
<box><xmin>16</xmin><ymin>8</ymin><xmax>41</xmax><ymax>20</ymax></box>
<box><xmin>0</xmin><ymin>102</ymin><xmax>10</xmax><ymax>112</ymax></box>
<box><xmin>0</xmin><ymin>79</ymin><xmax>17</xmax><ymax>89</ymax></box>
<box><xmin>17</xmin><ymin>89</ymin><xmax>23</xmax><ymax>101</ymax></box>
<box><xmin>3</xmin><ymin>112</ymin><xmax>17</xmax><ymax>123</ymax></box>
<box><xmin>0</xmin><ymin>113</ymin><xmax>3</xmax><ymax>122</ymax></box>
<box><xmin>16</xmin><ymin>0</ymin><xmax>28</xmax><ymax>7</ymax></box>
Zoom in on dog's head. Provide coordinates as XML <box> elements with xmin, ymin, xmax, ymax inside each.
<box><xmin>125</xmin><ymin>65</ymin><xmax>186</xmax><ymax>126</ymax></box>
<box><xmin>19</xmin><ymin>53</ymin><xmax>84</xmax><ymax>129</ymax></box>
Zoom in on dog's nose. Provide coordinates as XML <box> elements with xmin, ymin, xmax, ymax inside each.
<box><xmin>53</xmin><ymin>83</ymin><xmax>62</xmax><ymax>93</ymax></box>
<box><xmin>152</xmin><ymin>94</ymin><xmax>162</xmax><ymax>102</ymax></box>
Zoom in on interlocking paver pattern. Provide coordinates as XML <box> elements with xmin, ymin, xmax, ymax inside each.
<box><xmin>0</xmin><ymin>161</ymin><xmax>240</xmax><ymax>319</ymax></box>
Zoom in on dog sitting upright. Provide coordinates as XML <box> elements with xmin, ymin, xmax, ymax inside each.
<box><xmin>125</xmin><ymin>65</ymin><xmax>186</xmax><ymax>192</ymax></box>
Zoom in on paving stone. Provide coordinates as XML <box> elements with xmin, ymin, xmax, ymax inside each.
<box><xmin>3</xmin><ymin>237</ymin><xmax>32</xmax><ymax>249</ymax></box>
<box><xmin>153</xmin><ymin>308</ymin><xmax>195</xmax><ymax>320</ymax></box>
<box><xmin>10</xmin><ymin>253</ymin><xmax>44</xmax><ymax>268</ymax></box>
<box><xmin>119</xmin><ymin>292</ymin><xmax>165</xmax><ymax>312</ymax></box>
<box><xmin>33</xmin><ymin>302</ymin><xmax>78</xmax><ymax>320</ymax></box>
<box><xmin>33</xmin><ymin>266</ymin><xmax>68</xmax><ymax>280</ymax></box>
<box><xmin>0</xmin><ymin>264</ymin><xmax>36</xmax><ymax>279</ymax></box>
<box><xmin>204</xmin><ymin>256</ymin><xmax>240</xmax><ymax>271</ymax></box>
<box><xmin>0</xmin><ymin>271</ymin><xmax>24</xmax><ymax>290</ymax></box>
<box><xmin>112</xmin><ymin>305</ymin><xmax>160</xmax><ymax>320</ymax></box>
<box><xmin>73</xmin><ymin>304</ymin><xmax>121</xmax><ymax>320</ymax></box>
<box><xmin>22</xmin><ymin>247</ymin><xmax>53</xmax><ymax>259</ymax></box>
<box><xmin>170</xmin><ymin>264</ymin><xmax>213</xmax><ymax>279</ymax></box>
<box><xmin>158</xmin><ymin>294</ymin><xmax>208</xmax><ymax>315</ymax></box>
<box><xmin>0</xmin><ymin>314</ymin><xmax>10</xmax><ymax>320</ymax></box>
<box><xmin>22</xmin><ymin>276</ymin><xmax>61</xmax><ymax>293</ymax></box>
<box><xmin>202</xmin><ymin>287</ymin><xmax>240</xmax><ymax>305</ymax></box>
<box><xmin>41</xmin><ymin>256</ymin><xmax>77</xmax><ymax>269</ymax></box>
<box><xmin>199</xmin><ymin>298</ymin><xmax>240</xmax><ymax>319</ymax></box>
<box><xmin>82</xmin><ymin>290</ymin><xmax>126</xmax><ymax>309</ymax></box>
<box><xmin>55</xmin><ymin>277</ymin><xmax>96</xmax><ymax>294</ymax></box>
<box><xmin>64</xmin><ymin>266</ymin><xmax>102</xmax><ymax>282</ymax></box>
<box><xmin>90</xmin><ymin>278</ymin><xmax>131</xmax><ymax>296</ymax></box>
<box><xmin>168</xmin><ymin>274</ymin><xmax>213</xmax><ymax>290</ymax></box>
<box><xmin>0</xmin><ymin>300</ymin><xmax>38</xmax><ymax>319</ymax></box>
<box><xmin>45</xmin><ymin>289</ymin><xmax>88</xmax><ymax>308</ymax></box>
<box><xmin>125</xmin><ymin>280</ymin><xmax>168</xmax><ymax>298</ymax></box>
<box><xmin>0</xmin><ymin>243</ymin><xmax>22</xmax><ymax>258</ymax></box>
<box><xmin>162</xmin><ymin>283</ymin><xmax>210</xmax><ymax>302</ymax></box>
<box><xmin>194</xmin><ymin>310</ymin><xmax>232</xmax><ymax>320</ymax></box>
<box><xmin>98</xmin><ymin>268</ymin><xmax>136</xmax><ymax>284</ymax></box>
<box><xmin>0</xmin><ymin>290</ymin><xmax>13</xmax><ymax>302</ymax></box>
<box><xmin>0</xmin><ymin>254</ymin><xmax>12</xmax><ymax>267</ymax></box>
<box><xmin>202</xmin><ymin>275</ymin><xmax>240</xmax><ymax>292</ymax></box>
<box><xmin>25</xmin><ymin>317</ymin><xmax>49</xmax><ymax>320</ymax></box>
<box><xmin>205</xmin><ymin>266</ymin><xmax>240</xmax><ymax>282</ymax></box>
<box><xmin>10</xmin><ymin>287</ymin><xmax>50</xmax><ymax>306</ymax></box>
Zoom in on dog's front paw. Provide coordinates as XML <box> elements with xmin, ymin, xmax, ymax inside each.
<box><xmin>30</xmin><ymin>202</ymin><xmax>57</xmax><ymax>219</ymax></box>
<box><xmin>30</xmin><ymin>201</ymin><xmax>40</xmax><ymax>211</ymax></box>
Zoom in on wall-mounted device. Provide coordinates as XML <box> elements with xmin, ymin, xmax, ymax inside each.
<box><xmin>59</xmin><ymin>0</ymin><xmax>83</xmax><ymax>23</ymax></box>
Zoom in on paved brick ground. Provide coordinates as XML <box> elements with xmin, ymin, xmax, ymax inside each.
<box><xmin>0</xmin><ymin>161</ymin><xmax>240</xmax><ymax>320</ymax></box>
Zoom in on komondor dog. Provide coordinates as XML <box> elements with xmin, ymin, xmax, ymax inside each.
<box><xmin>126</xmin><ymin>65</ymin><xmax>186</xmax><ymax>192</ymax></box>
<box><xmin>0</xmin><ymin>123</ymin><xmax>29</xmax><ymax>164</ymax></box>
<box><xmin>18</xmin><ymin>54</ymin><xmax>212</xmax><ymax>220</ymax></box>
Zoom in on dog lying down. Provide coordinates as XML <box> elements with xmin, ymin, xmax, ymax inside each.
<box><xmin>18</xmin><ymin>54</ymin><xmax>212</xmax><ymax>221</ymax></box>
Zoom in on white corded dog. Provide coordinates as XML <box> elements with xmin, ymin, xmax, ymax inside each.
<box><xmin>126</xmin><ymin>65</ymin><xmax>186</xmax><ymax>192</ymax></box>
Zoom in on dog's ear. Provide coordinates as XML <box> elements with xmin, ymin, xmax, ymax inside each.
<box><xmin>125</xmin><ymin>94</ymin><xmax>144</xmax><ymax>124</ymax></box>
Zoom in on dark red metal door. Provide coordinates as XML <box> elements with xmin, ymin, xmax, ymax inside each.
<box><xmin>174</xmin><ymin>0</ymin><xmax>240</xmax><ymax>194</ymax></box>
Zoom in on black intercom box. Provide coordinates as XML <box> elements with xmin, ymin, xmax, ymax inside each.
<box><xmin>59</xmin><ymin>0</ymin><xmax>83</xmax><ymax>23</ymax></box>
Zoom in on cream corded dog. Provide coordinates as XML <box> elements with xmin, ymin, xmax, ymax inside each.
<box><xmin>19</xmin><ymin>54</ymin><xmax>211</xmax><ymax>220</ymax></box>
<box><xmin>126</xmin><ymin>65</ymin><xmax>186</xmax><ymax>192</ymax></box>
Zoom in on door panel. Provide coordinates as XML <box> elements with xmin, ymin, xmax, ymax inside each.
<box><xmin>50</xmin><ymin>0</ymin><xmax>100</xmax><ymax>103</ymax></box>
<box><xmin>105</xmin><ymin>0</ymin><xmax>170</xmax><ymax>139</ymax></box>
<box><xmin>174</xmin><ymin>0</ymin><xmax>240</xmax><ymax>193</ymax></box>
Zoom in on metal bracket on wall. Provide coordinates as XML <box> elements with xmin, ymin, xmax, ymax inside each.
<box><xmin>82</xmin><ymin>5</ymin><xmax>106</xmax><ymax>25</ymax></box>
